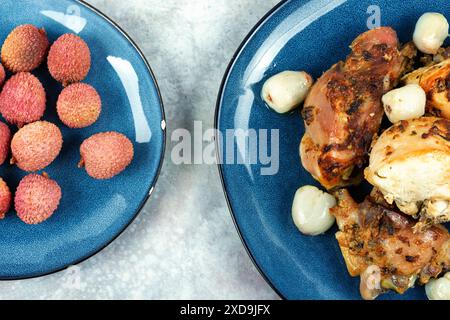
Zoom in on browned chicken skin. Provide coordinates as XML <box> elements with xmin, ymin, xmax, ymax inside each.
<box><xmin>403</xmin><ymin>57</ymin><xmax>450</xmax><ymax>119</ymax></box>
<box><xmin>300</xmin><ymin>27</ymin><xmax>416</xmax><ymax>190</ymax></box>
<box><xmin>331</xmin><ymin>189</ymin><xmax>449</xmax><ymax>300</ymax></box>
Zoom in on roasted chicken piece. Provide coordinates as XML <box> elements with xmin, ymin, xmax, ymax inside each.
<box><xmin>331</xmin><ymin>189</ymin><xmax>450</xmax><ymax>300</ymax></box>
<box><xmin>403</xmin><ymin>58</ymin><xmax>450</xmax><ymax>119</ymax></box>
<box><xmin>365</xmin><ymin>117</ymin><xmax>450</xmax><ymax>230</ymax></box>
<box><xmin>300</xmin><ymin>27</ymin><xmax>416</xmax><ymax>190</ymax></box>
<box><xmin>422</xmin><ymin>47</ymin><xmax>450</xmax><ymax>65</ymax></box>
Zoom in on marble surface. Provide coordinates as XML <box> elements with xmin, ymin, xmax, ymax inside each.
<box><xmin>0</xmin><ymin>0</ymin><xmax>281</xmax><ymax>299</ymax></box>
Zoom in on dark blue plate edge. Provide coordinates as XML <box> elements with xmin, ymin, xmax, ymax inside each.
<box><xmin>214</xmin><ymin>0</ymin><xmax>289</xmax><ymax>300</ymax></box>
<box><xmin>0</xmin><ymin>0</ymin><xmax>167</xmax><ymax>281</ymax></box>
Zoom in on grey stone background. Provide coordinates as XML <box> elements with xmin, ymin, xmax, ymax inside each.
<box><xmin>0</xmin><ymin>0</ymin><xmax>281</xmax><ymax>299</ymax></box>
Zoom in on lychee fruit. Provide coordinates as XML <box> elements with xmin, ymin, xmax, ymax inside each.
<box><xmin>0</xmin><ymin>72</ymin><xmax>46</xmax><ymax>126</ymax></box>
<box><xmin>0</xmin><ymin>122</ymin><xmax>11</xmax><ymax>165</ymax></box>
<box><xmin>57</xmin><ymin>83</ymin><xmax>101</xmax><ymax>128</ymax></box>
<box><xmin>79</xmin><ymin>132</ymin><xmax>134</xmax><ymax>179</ymax></box>
<box><xmin>15</xmin><ymin>173</ymin><xmax>61</xmax><ymax>225</ymax></box>
<box><xmin>0</xmin><ymin>178</ymin><xmax>11</xmax><ymax>219</ymax></box>
<box><xmin>0</xmin><ymin>64</ymin><xmax>5</xmax><ymax>87</ymax></box>
<box><xmin>1</xmin><ymin>24</ymin><xmax>49</xmax><ymax>73</ymax></box>
<box><xmin>11</xmin><ymin>121</ymin><xmax>63</xmax><ymax>172</ymax></box>
<box><xmin>47</xmin><ymin>34</ymin><xmax>91</xmax><ymax>86</ymax></box>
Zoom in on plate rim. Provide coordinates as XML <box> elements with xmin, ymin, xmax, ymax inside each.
<box><xmin>1</xmin><ymin>0</ymin><xmax>167</xmax><ymax>281</ymax></box>
<box><xmin>214</xmin><ymin>0</ymin><xmax>290</xmax><ymax>300</ymax></box>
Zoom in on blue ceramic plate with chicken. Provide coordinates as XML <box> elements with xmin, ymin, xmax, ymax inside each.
<box><xmin>216</xmin><ymin>0</ymin><xmax>450</xmax><ymax>300</ymax></box>
<box><xmin>0</xmin><ymin>0</ymin><xmax>165</xmax><ymax>279</ymax></box>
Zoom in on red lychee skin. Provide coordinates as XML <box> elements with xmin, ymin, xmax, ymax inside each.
<box><xmin>57</xmin><ymin>83</ymin><xmax>101</xmax><ymax>128</ymax></box>
<box><xmin>0</xmin><ymin>72</ymin><xmax>46</xmax><ymax>126</ymax></box>
<box><xmin>0</xmin><ymin>64</ymin><xmax>5</xmax><ymax>87</ymax></box>
<box><xmin>15</xmin><ymin>173</ymin><xmax>61</xmax><ymax>225</ymax></box>
<box><xmin>1</xmin><ymin>24</ymin><xmax>49</xmax><ymax>73</ymax></box>
<box><xmin>79</xmin><ymin>132</ymin><xmax>134</xmax><ymax>180</ymax></box>
<box><xmin>11</xmin><ymin>121</ymin><xmax>63</xmax><ymax>172</ymax></box>
<box><xmin>0</xmin><ymin>178</ymin><xmax>11</xmax><ymax>219</ymax></box>
<box><xmin>0</xmin><ymin>122</ymin><xmax>11</xmax><ymax>165</ymax></box>
<box><xmin>47</xmin><ymin>34</ymin><xmax>91</xmax><ymax>86</ymax></box>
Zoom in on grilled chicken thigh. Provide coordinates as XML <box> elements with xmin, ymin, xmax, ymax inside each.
<box><xmin>331</xmin><ymin>189</ymin><xmax>449</xmax><ymax>300</ymax></box>
<box><xmin>300</xmin><ymin>27</ymin><xmax>416</xmax><ymax>190</ymax></box>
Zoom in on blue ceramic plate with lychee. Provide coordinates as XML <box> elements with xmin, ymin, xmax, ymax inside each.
<box><xmin>0</xmin><ymin>0</ymin><xmax>165</xmax><ymax>279</ymax></box>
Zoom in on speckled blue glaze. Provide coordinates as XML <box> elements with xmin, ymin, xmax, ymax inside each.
<box><xmin>217</xmin><ymin>0</ymin><xmax>450</xmax><ymax>300</ymax></box>
<box><xmin>0</xmin><ymin>0</ymin><xmax>165</xmax><ymax>279</ymax></box>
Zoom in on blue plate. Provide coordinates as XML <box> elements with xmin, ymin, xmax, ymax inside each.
<box><xmin>0</xmin><ymin>0</ymin><xmax>165</xmax><ymax>279</ymax></box>
<box><xmin>216</xmin><ymin>0</ymin><xmax>450</xmax><ymax>300</ymax></box>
